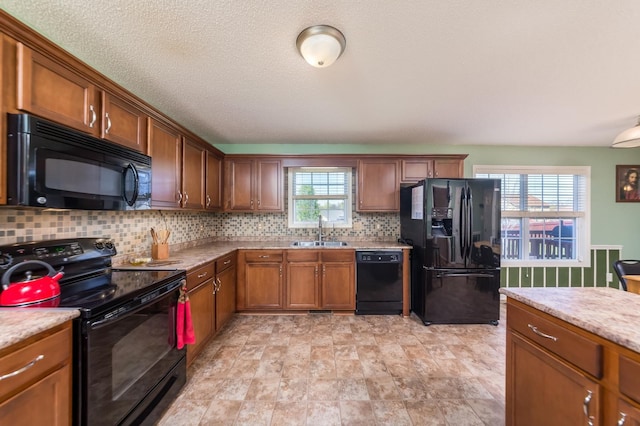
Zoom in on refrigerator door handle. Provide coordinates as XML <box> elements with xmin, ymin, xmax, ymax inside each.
<box><xmin>437</xmin><ymin>272</ymin><xmax>497</xmax><ymax>279</ymax></box>
<box><xmin>466</xmin><ymin>186</ymin><xmax>473</xmax><ymax>260</ymax></box>
<box><xmin>459</xmin><ymin>187</ymin><xmax>466</xmax><ymax>261</ymax></box>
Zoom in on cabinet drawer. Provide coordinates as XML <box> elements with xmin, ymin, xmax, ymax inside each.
<box><xmin>187</xmin><ymin>262</ymin><xmax>215</xmax><ymax>291</ymax></box>
<box><xmin>215</xmin><ymin>253</ymin><xmax>236</xmax><ymax>273</ymax></box>
<box><xmin>321</xmin><ymin>250</ymin><xmax>355</xmax><ymax>263</ymax></box>
<box><xmin>508</xmin><ymin>303</ymin><xmax>602</xmax><ymax>378</ymax></box>
<box><xmin>620</xmin><ymin>355</ymin><xmax>640</xmax><ymax>404</ymax></box>
<box><xmin>243</xmin><ymin>250</ymin><xmax>284</xmax><ymax>263</ymax></box>
<box><xmin>0</xmin><ymin>324</ymin><xmax>71</xmax><ymax>402</ymax></box>
<box><xmin>287</xmin><ymin>250</ymin><xmax>320</xmax><ymax>262</ymax></box>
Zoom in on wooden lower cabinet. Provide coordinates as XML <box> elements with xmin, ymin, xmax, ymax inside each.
<box><xmin>320</xmin><ymin>250</ymin><xmax>355</xmax><ymax>310</ymax></box>
<box><xmin>215</xmin><ymin>253</ymin><xmax>236</xmax><ymax>331</ymax></box>
<box><xmin>508</xmin><ymin>332</ymin><xmax>601</xmax><ymax>425</ymax></box>
<box><xmin>186</xmin><ymin>262</ymin><xmax>215</xmax><ymax>365</ymax></box>
<box><xmin>505</xmin><ymin>298</ymin><xmax>640</xmax><ymax>425</ymax></box>
<box><xmin>237</xmin><ymin>250</ymin><xmax>284</xmax><ymax>310</ymax></box>
<box><xmin>0</xmin><ymin>322</ymin><xmax>72</xmax><ymax>425</ymax></box>
<box><xmin>284</xmin><ymin>249</ymin><xmax>355</xmax><ymax>311</ymax></box>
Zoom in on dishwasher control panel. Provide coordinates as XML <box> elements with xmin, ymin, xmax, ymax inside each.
<box><xmin>356</xmin><ymin>251</ymin><xmax>402</xmax><ymax>263</ymax></box>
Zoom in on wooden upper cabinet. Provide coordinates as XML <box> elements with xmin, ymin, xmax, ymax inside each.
<box><xmin>149</xmin><ymin>118</ymin><xmax>182</xmax><ymax>208</ymax></box>
<box><xmin>400</xmin><ymin>157</ymin><xmax>464</xmax><ymax>183</ymax></box>
<box><xmin>101</xmin><ymin>92</ymin><xmax>148</xmax><ymax>152</ymax></box>
<box><xmin>357</xmin><ymin>159</ymin><xmax>400</xmax><ymax>211</ymax></box>
<box><xmin>256</xmin><ymin>159</ymin><xmax>283</xmax><ymax>211</ymax></box>
<box><xmin>182</xmin><ymin>138</ymin><xmax>206</xmax><ymax>209</ymax></box>
<box><xmin>205</xmin><ymin>150</ymin><xmax>223</xmax><ymax>211</ymax></box>
<box><xmin>224</xmin><ymin>157</ymin><xmax>283</xmax><ymax>212</ymax></box>
<box><xmin>16</xmin><ymin>42</ymin><xmax>99</xmax><ymax>136</ymax></box>
<box><xmin>225</xmin><ymin>158</ymin><xmax>254</xmax><ymax>211</ymax></box>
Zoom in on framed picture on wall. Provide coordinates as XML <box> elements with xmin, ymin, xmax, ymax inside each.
<box><xmin>616</xmin><ymin>165</ymin><xmax>640</xmax><ymax>202</ymax></box>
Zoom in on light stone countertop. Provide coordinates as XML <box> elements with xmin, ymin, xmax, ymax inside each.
<box><xmin>114</xmin><ymin>240</ymin><xmax>412</xmax><ymax>272</ymax></box>
<box><xmin>0</xmin><ymin>308</ymin><xmax>80</xmax><ymax>351</ymax></box>
<box><xmin>500</xmin><ymin>287</ymin><xmax>640</xmax><ymax>353</ymax></box>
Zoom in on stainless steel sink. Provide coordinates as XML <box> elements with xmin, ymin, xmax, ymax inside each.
<box><xmin>320</xmin><ymin>241</ymin><xmax>348</xmax><ymax>247</ymax></box>
<box><xmin>290</xmin><ymin>240</ymin><xmax>348</xmax><ymax>247</ymax></box>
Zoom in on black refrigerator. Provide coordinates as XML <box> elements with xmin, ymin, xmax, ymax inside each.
<box><xmin>400</xmin><ymin>178</ymin><xmax>501</xmax><ymax>325</ymax></box>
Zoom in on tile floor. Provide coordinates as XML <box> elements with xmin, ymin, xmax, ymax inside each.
<box><xmin>159</xmin><ymin>305</ymin><xmax>506</xmax><ymax>425</ymax></box>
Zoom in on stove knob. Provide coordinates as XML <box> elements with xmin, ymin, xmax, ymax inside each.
<box><xmin>0</xmin><ymin>253</ymin><xmax>13</xmax><ymax>269</ymax></box>
<box><xmin>95</xmin><ymin>241</ymin><xmax>105</xmax><ymax>250</ymax></box>
<box><xmin>105</xmin><ymin>240</ymin><xmax>114</xmax><ymax>250</ymax></box>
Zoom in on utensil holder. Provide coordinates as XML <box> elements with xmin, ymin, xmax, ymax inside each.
<box><xmin>152</xmin><ymin>243</ymin><xmax>169</xmax><ymax>260</ymax></box>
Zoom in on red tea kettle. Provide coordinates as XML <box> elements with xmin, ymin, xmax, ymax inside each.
<box><xmin>0</xmin><ymin>260</ymin><xmax>64</xmax><ymax>307</ymax></box>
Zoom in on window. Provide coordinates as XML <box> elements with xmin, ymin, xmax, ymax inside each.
<box><xmin>288</xmin><ymin>167</ymin><xmax>353</xmax><ymax>228</ymax></box>
<box><xmin>474</xmin><ymin>165</ymin><xmax>590</xmax><ymax>267</ymax></box>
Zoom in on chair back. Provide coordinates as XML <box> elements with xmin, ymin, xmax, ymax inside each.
<box><xmin>613</xmin><ymin>260</ymin><xmax>640</xmax><ymax>291</ymax></box>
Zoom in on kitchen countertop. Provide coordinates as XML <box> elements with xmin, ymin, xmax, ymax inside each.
<box><xmin>115</xmin><ymin>240</ymin><xmax>412</xmax><ymax>272</ymax></box>
<box><xmin>0</xmin><ymin>308</ymin><xmax>80</xmax><ymax>351</ymax></box>
<box><xmin>500</xmin><ymin>287</ymin><xmax>640</xmax><ymax>353</ymax></box>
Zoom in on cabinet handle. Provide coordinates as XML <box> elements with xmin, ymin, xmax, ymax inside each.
<box><xmin>583</xmin><ymin>390</ymin><xmax>594</xmax><ymax>426</ymax></box>
<box><xmin>258</xmin><ymin>199</ymin><xmax>261</xmax><ymax>207</ymax></box>
<box><xmin>177</xmin><ymin>192</ymin><xmax>183</xmax><ymax>203</ymax></box>
<box><xmin>279</xmin><ymin>266</ymin><xmax>282</xmax><ymax>276</ymax></box>
<box><xmin>0</xmin><ymin>354</ymin><xmax>44</xmax><ymax>381</ymax></box>
<box><xmin>183</xmin><ymin>192</ymin><xmax>189</xmax><ymax>207</ymax></box>
<box><xmin>527</xmin><ymin>324</ymin><xmax>558</xmax><ymax>341</ymax></box>
<box><xmin>618</xmin><ymin>412</ymin><xmax>627</xmax><ymax>426</ymax></box>
<box><xmin>251</xmin><ymin>200</ymin><xmax>254</xmax><ymax>208</ymax></box>
<box><xmin>89</xmin><ymin>105</ymin><xmax>97</xmax><ymax>128</ymax></box>
<box><xmin>258</xmin><ymin>255</ymin><xmax>270</xmax><ymax>258</ymax></box>
<box><xmin>206</xmin><ymin>195</ymin><xmax>211</xmax><ymax>207</ymax></box>
<box><xmin>197</xmin><ymin>271</ymin><xmax>208</xmax><ymax>279</ymax></box>
<box><xmin>213</xmin><ymin>277</ymin><xmax>221</xmax><ymax>293</ymax></box>
<box><xmin>315</xmin><ymin>266</ymin><xmax>318</xmax><ymax>275</ymax></box>
<box><xmin>105</xmin><ymin>112</ymin><xmax>112</xmax><ymax>134</ymax></box>
<box><xmin>223</xmin><ymin>260</ymin><xmax>231</xmax><ymax>265</ymax></box>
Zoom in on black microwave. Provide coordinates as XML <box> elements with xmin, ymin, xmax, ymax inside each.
<box><xmin>6</xmin><ymin>113</ymin><xmax>151</xmax><ymax>210</ymax></box>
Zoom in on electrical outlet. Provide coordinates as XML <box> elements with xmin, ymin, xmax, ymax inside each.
<box><xmin>606</xmin><ymin>272</ymin><xmax>613</xmax><ymax>283</ymax></box>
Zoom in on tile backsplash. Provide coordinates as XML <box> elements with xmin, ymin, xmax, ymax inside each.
<box><xmin>0</xmin><ymin>208</ymin><xmax>400</xmax><ymax>257</ymax></box>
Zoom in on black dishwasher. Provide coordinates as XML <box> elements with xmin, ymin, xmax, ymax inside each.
<box><xmin>356</xmin><ymin>251</ymin><xmax>403</xmax><ymax>315</ymax></box>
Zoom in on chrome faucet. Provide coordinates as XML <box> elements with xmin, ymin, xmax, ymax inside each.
<box><xmin>318</xmin><ymin>215</ymin><xmax>325</xmax><ymax>242</ymax></box>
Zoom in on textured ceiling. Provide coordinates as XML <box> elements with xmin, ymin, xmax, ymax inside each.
<box><xmin>2</xmin><ymin>0</ymin><xmax>640</xmax><ymax>147</ymax></box>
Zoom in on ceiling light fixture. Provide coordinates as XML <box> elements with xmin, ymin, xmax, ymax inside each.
<box><xmin>612</xmin><ymin>116</ymin><xmax>640</xmax><ymax>148</ymax></box>
<box><xmin>296</xmin><ymin>25</ymin><xmax>346</xmax><ymax>68</ymax></box>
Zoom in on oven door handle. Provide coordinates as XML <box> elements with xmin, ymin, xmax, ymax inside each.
<box><xmin>88</xmin><ymin>278</ymin><xmax>184</xmax><ymax>330</ymax></box>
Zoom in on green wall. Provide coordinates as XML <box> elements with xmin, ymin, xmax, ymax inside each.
<box><xmin>216</xmin><ymin>142</ymin><xmax>640</xmax><ymax>258</ymax></box>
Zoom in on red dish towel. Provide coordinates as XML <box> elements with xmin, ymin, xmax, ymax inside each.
<box><xmin>177</xmin><ymin>284</ymin><xmax>196</xmax><ymax>349</ymax></box>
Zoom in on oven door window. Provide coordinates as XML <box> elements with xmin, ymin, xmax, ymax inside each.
<box><xmin>86</xmin><ymin>292</ymin><xmax>182</xmax><ymax>425</ymax></box>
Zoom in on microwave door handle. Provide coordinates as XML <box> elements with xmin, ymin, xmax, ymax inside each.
<box><xmin>123</xmin><ymin>163</ymin><xmax>139</xmax><ymax>206</ymax></box>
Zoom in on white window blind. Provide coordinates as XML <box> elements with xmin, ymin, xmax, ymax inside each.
<box><xmin>474</xmin><ymin>165</ymin><xmax>590</xmax><ymax>267</ymax></box>
<box><xmin>288</xmin><ymin>167</ymin><xmax>352</xmax><ymax>228</ymax></box>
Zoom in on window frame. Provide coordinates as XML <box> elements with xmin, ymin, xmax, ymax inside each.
<box><xmin>287</xmin><ymin>167</ymin><xmax>353</xmax><ymax>229</ymax></box>
<box><xmin>473</xmin><ymin>165</ymin><xmax>591</xmax><ymax>268</ymax></box>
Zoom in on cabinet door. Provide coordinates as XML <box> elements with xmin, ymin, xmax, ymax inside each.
<box><xmin>433</xmin><ymin>158</ymin><xmax>464</xmax><ymax>178</ymax></box>
<box><xmin>256</xmin><ymin>159</ymin><xmax>283</xmax><ymax>211</ymax></box>
<box><xmin>321</xmin><ymin>261</ymin><xmax>355</xmax><ymax>310</ymax></box>
<box><xmin>149</xmin><ymin>118</ymin><xmax>182</xmax><ymax>208</ymax></box>
<box><xmin>507</xmin><ymin>332</ymin><xmax>601</xmax><ymax>426</ymax></box>
<box><xmin>244</xmin><ymin>263</ymin><xmax>283</xmax><ymax>309</ymax></box>
<box><xmin>186</xmin><ymin>280</ymin><xmax>214</xmax><ymax>365</ymax></box>
<box><xmin>205</xmin><ymin>151</ymin><xmax>223</xmax><ymax>211</ymax></box>
<box><xmin>225</xmin><ymin>158</ymin><xmax>254</xmax><ymax>211</ymax></box>
<box><xmin>0</xmin><ymin>364</ymin><xmax>71</xmax><ymax>426</ymax></box>
<box><xmin>215</xmin><ymin>264</ymin><xmax>236</xmax><ymax>331</ymax></box>
<box><xmin>286</xmin><ymin>262</ymin><xmax>320</xmax><ymax>309</ymax></box>
<box><xmin>17</xmin><ymin>43</ymin><xmax>98</xmax><ymax>135</ymax></box>
<box><xmin>617</xmin><ymin>399</ymin><xmax>640</xmax><ymax>426</ymax></box>
<box><xmin>401</xmin><ymin>159</ymin><xmax>433</xmax><ymax>182</ymax></box>
<box><xmin>182</xmin><ymin>138</ymin><xmax>205</xmax><ymax>209</ymax></box>
<box><xmin>101</xmin><ymin>92</ymin><xmax>147</xmax><ymax>152</ymax></box>
<box><xmin>357</xmin><ymin>159</ymin><xmax>400</xmax><ymax>212</ymax></box>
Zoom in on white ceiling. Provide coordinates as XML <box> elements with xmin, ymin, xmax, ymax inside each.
<box><xmin>2</xmin><ymin>0</ymin><xmax>640</xmax><ymax>147</ymax></box>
